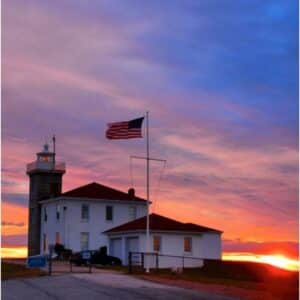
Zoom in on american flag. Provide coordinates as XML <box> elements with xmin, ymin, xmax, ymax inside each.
<box><xmin>106</xmin><ymin>117</ymin><xmax>144</xmax><ymax>139</ymax></box>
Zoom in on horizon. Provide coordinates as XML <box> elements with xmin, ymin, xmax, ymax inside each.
<box><xmin>2</xmin><ymin>0</ymin><xmax>299</xmax><ymax>272</ymax></box>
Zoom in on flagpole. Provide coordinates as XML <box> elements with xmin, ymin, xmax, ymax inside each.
<box><xmin>146</xmin><ymin>111</ymin><xmax>150</xmax><ymax>273</ymax></box>
<box><xmin>52</xmin><ymin>135</ymin><xmax>56</xmax><ymax>170</ymax></box>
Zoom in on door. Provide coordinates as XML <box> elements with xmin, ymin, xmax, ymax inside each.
<box><xmin>109</xmin><ymin>238</ymin><xmax>122</xmax><ymax>260</ymax></box>
<box><xmin>125</xmin><ymin>237</ymin><xmax>139</xmax><ymax>265</ymax></box>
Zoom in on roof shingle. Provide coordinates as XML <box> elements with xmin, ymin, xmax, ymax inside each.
<box><xmin>60</xmin><ymin>182</ymin><xmax>147</xmax><ymax>203</ymax></box>
<box><xmin>104</xmin><ymin>213</ymin><xmax>222</xmax><ymax>234</ymax></box>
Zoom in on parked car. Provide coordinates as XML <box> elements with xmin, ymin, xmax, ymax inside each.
<box><xmin>70</xmin><ymin>248</ymin><xmax>122</xmax><ymax>266</ymax></box>
<box><xmin>70</xmin><ymin>250</ymin><xmax>96</xmax><ymax>266</ymax></box>
<box><xmin>91</xmin><ymin>253</ymin><xmax>122</xmax><ymax>266</ymax></box>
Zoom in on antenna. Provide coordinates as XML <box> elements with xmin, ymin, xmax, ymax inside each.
<box><xmin>52</xmin><ymin>135</ymin><xmax>56</xmax><ymax>168</ymax></box>
<box><xmin>52</xmin><ymin>135</ymin><xmax>56</xmax><ymax>154</ymax></box>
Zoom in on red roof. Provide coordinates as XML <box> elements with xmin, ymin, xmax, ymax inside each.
<box><xmin>104</xmin><ymin>213</ymin><xmax>222</xmax><ymax>234</ymax></box>
<box><xmin>59</xmin><ymin>182</ymin><xmax>147</xmax><ymax>203</ymax></box>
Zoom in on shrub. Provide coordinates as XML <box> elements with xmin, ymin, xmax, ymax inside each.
<box><xmin>54</xmin><ymin>243</ymin><xmax>72</xmax><ymax>260</ymax></box>
<box><xmin>54</xmin><ymin>243</ymin><xmax>65</xmax><ymax>256</ymax></box>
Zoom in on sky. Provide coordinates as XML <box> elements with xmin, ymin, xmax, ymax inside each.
<box><xmin>2</xmin><ymin>0</ymin><xmax>299</xmax><ymax>265</ymax></box>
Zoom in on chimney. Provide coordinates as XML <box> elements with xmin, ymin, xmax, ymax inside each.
<box><xmin>128</xmin><ymin>188</ymin><xmax>135</xmax><ymax>199</ymax></box>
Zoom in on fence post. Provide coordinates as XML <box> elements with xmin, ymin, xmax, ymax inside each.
<box><xmin>128</xmin><ymin>252</ymin><xmax>132</xmax><ymax>274</ymax></box>
<box><xmin>141</xmin><ymin>253</ymin><xmax>144</xmax><ymax>270</ymax></box>
<box><xmin>156</xmin><ymin>253</ymin><xmax>159</xmax><ymax>270</ymax></box>
<box><xmin>89</xmin><ymin>261</ymin><xmax>92</xmax><ymax>273</ymax></box>
<box><xmin>48</xmin><ymin>244</ymin><xmax>54</xmax><ymax>276</ymax></box>
<box><xmin>70</xmin><ymin>260</ymin><xmax>72</xmax><ymax>273</ymax></box>
<box><xmin>48</xmin><ymin>254</ymin><xmax>52</xmax><ymax>276</ymax></box>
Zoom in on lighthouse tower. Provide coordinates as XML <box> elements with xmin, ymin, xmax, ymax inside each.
<box><xmin>26</xmin><ymin>140</ymin><xmax>66</xmax><ymax>256</ymax></box>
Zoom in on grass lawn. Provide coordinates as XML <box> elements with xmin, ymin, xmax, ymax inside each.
<box><xmin>1</xmin><ymin>262</ymin><xmax>47</xmax><ymax>280</ymax></box>
<box><xmin>94</xmin><ymin>264</ymin><xmax>128</xmax><ymax>273</ymax></box>
<box><xmin>137</xmin><ymin>260</ymin><xmax>299</xmax><ymax>300</ymax></box>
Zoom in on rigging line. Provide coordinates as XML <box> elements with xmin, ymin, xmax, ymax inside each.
<box><xmin>152</xmin><ymin>160</ymin><xmax>167</xmax><ymax>214</ymax></box>
<box><xmin>129</xmin><ymin>156</ymin><xmax>134</xmax><ymax>188</ymax></box>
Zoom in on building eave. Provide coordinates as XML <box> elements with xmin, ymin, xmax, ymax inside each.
<box><xmin>104</xmin><ymin>229</ymin><xmax>222</xmax><ymax>235</ymax></box>
<box><xmin>39</xmin><ymin>196</ymin><xmax>149</xmax><ymax>205</ymax></box>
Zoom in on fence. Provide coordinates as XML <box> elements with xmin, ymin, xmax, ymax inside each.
<box><xmin>128</xmin><ymin>252</ymin><xmax>204</xmax><ymax>273</ymax></box>
<box><xmin>46</xmin><ymin>248</ymin><xmax>92</xmax><ymax>275</ymax></box>
<box><xmin>47</xmin><ymin>258</ymin><xmax>92</xmax><ymax>275</ymax></box>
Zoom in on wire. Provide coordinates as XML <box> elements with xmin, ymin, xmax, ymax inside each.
<box><xmin>152</xmin><ymin>161</ymin><xmax>167</xmax><ymax>214</ymax></box>
<box><xmin>129</xmin><ymin>156</ymin><xmax>134</xmax><ymax>188</ymax></box>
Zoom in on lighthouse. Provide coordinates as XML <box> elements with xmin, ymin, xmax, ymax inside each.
<box><xmin>26</xmin><ymin>139</ymin><xmax>66</xmax><ymax>256</ymax></box>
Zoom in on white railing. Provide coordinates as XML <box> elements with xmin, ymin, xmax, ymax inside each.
<box><xmin>26</xmin><ymin>161</ymin><xmax>66</xmax><ymax>172</ymax></box>
<box><xmin>128</xmin><ymin>252</ymin><xmax>204</xmax><ymax>272</ymax></box>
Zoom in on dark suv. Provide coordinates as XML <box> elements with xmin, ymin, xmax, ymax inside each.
<box><xmin>70</xmin><ymin>249</ymin><xmax>122</xmax><ymax>266</ymax></box>
<box><xmin>70</xmin><ymin>250</ymin><xmax>96</xmax><ymax>266</ymax></box>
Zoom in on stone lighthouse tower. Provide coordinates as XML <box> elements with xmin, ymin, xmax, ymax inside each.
<box><xmin>26</xmin><ymin>139</ymin><xmax>66</xmax><ymax>256</ymax></box>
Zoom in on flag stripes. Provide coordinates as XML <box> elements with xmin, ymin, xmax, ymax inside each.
<box><xmin>106</xmin><ymin>117</ymin><xmax>144</xmax><ymax>139</ymax></box>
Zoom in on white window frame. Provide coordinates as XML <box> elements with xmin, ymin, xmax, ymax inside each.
<box><xmin>106</xmin><ymin>205</ymin><xmax>113</xmax><ymax>221</ymax></box>
<box><xmin>81</xmin><ymin>204</ymin><xmax>89</xmax><ymax>222</ymax></box>
<box><xmin>153</xmin><ymin>236</ymin><xmax>161</xmax><ymax>252</ymax></box>
<box><xmin>184</xmin><ymin>237</ymin><xmax>192</xmax><ymax>253</ymax></box>
<box><xmin>80</xmin><ymin>232</ymin><xmax>89</xmax><ymax>251</ymax></box>
<box><xmin>44</xmin><ymin>207</ymin><xmax>47</xmax><ymax>222</ymax></box>
<box><xmin>129</xmin><ymin>206</ymin><xmax>137</xmax><ymax>220</ymax></box>
<box><xmin>56</xmin><ymin>205</ymin><xmax>60</xmax><ymax>221</ymax></box>
<box><xmin>43</xmin><ymin>233</ymin><xmax>47</xmax><ymax>252</ymax></box>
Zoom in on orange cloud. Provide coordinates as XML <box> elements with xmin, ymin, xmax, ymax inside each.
<box><xmin>1</xmin><ymin>203</ymin><xmax>28</xmax><ymax>236</ymax></box>
<box><xmin>223</xmin><ymin>252</ymin><xmax>299</xmax><ymax>272</ymax></box>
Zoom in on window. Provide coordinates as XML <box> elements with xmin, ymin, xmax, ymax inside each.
<box><xmin>43</xmin><ymin>234</ymin><xmax>48</xmax><ymax>252</ymax></box>
<box><xmin>129</xmin><ymin>206</ymin><xmax>137</xmax><ymax>220</ymax></box>
<box><xmin>153</xmin><ymin>236</ymin><xmax>161</xmax><ymax>252</ymax></box>
<box><xmin>106</xmin><ymin>206</ymin><xmax>113</xmax><ymax>221</ymax></box>
<box><xmin>56</xmin><ymin>205</ymin><xmax>60</xmax><ymax>220</ymax></box>
<box><xmin>44</xmin><ymin>207</ymin><xmax>47</xmax><ymax>222</ymax></box>
<box><xmin>80</xmin><ymin>232</ymin><xmax>89</xmax><ymax>251</ymax></box>
<box><xmin>184</xmin><ymin>237</ymin><xmax>192</xmax><ymax>252</ymax></box>
<box><xmin>55</xmin><ymin>232</ymin><xmax>60</xmax><ymax>244</ymax></box>
<box><xmin>81</xmin><ymin>204</ymin><xmax>89</xmax><ymax>221</ymax></box>
<box><xmin>41</xmin><ymin>155</ymin><xmax>49</xmax><ymax>162</ymax></box>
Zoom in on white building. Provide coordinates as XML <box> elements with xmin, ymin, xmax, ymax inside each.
<box><xmin>104</xmin><ymin>213</ymin><xmax>222</xmax><ymax>267</ymax></box>
<box><xmin>39</xmin><ymin>182</ymin><xmax>148</xmax><ymax>254</ymax></box>
<box><xmin>27</xmin><ymin>143</ymin><xmax>223</xmax><ymax>266</ymax></box>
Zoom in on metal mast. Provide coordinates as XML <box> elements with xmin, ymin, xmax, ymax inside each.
<box><xmin>146</xmin><ymin>112</ymin><xmax>150</xmax><ymax>273</ymax></box>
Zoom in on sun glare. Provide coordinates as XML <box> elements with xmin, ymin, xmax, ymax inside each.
<box><xmin>1</xmin><ymin>247</ymin><xmax>28</xmax><ymax>258</ymax></box>
<box><xmin>223</xmin><ymin>252</ymin><xmax>299</xmax><ymax>271</ymax></box>
<box><xmin>1</xmin><ymin>247</ymin><xmax>298</xmax><ymax>272</ymax></box>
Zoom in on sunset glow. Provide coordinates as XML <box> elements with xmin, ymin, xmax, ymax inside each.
<box><xmin>1</xmin><ymin>247</ymin><xmax>28</xmax><ymax>259</ymax></box>
<box><xmin>2</xmin><ymin>247</ymin><xmax>298</xmax><ymax>272</ymax></box>
<box><xmin>2</xmin><ymin>0</ymin><xmax>298</xmax><ymax>271</ymax></box>
<box><xmin>223</xmin><ymin>252</ymin><xmax>299</xmax><ymax>272</ymax></box>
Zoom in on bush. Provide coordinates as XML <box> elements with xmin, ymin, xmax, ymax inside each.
<box><xmin>62</xmin><ymin>248</ymin><xmax>73</xmax><ymax>260</ymax></box>
<box><xmin>54</xmin><ymin>243</ymin><xmax>72</xmax><ymax>260</ymax></box>
<box><xmin>54</xmin><ymin>243</ymin><xmax>65</xmax><ymax>256</ymax></box>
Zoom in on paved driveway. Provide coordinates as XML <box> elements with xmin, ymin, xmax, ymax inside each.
<box><xmin>2</xmin><ymin>271</ymin><xmax>238</xmax><ymax>300</ymax></box>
